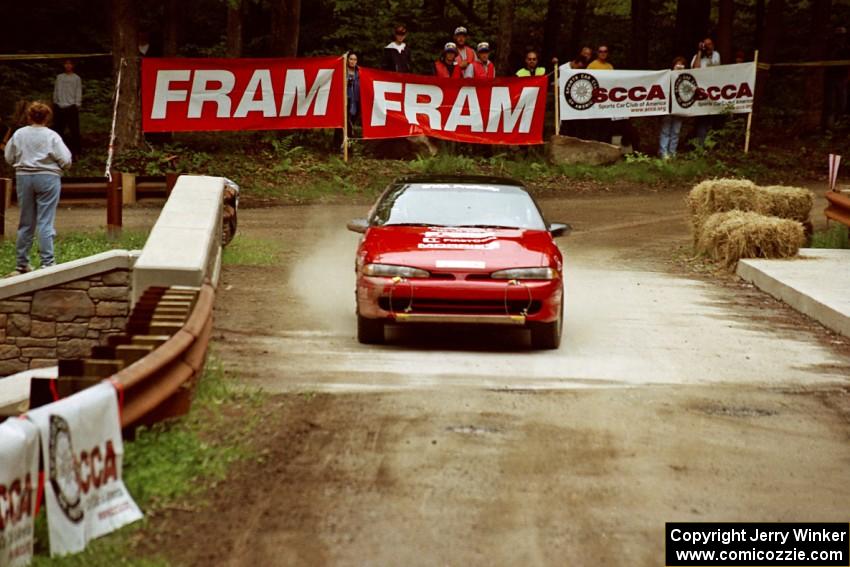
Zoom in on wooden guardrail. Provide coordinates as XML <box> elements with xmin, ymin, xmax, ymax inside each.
<box><xmin>825</xmin><ymin>190</ymin><xmax>850</xmax><ymax>229</ymax></box>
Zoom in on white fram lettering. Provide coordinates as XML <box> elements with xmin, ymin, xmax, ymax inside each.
<box><xmin>486</xmin><ymin>86</ymin><xmax>539</xmax><ymax>133</ymax></box>
<box><xmin>234</xmin><ymin>69</ymin><xmax>276</xmax><ymax>117</ymax></box>
<box><xmin>151</xmin><ymin>70</ymin><xmax>191</xmax><ymax>119</ymax></box>
<box><xmin>371</xmin><ymin>81</ymin><xmax>403</xmax><ymax>127</ymax></box>
<box><xmin>403</xmin><ymin>84</ymin><xmax>443</xmax><ymax>129</ymax></box>
<box><xmin>187</xmin><ymin>70</ymin><xmax>236</xmax><ymax>118</ymax></box>
<box><xmin>280</xmin><ymin>69</ymin><xmax>334</xmax><ymax>117</ymax></box>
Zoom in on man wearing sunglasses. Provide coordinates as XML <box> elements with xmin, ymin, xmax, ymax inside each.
<box><xmin>515</xmin><ymin>50</ymin><xmax>546</xmax><ymax>77</ymax></box>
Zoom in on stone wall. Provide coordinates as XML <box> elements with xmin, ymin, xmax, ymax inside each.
<box><xmin>0</xmin><ymin>252</ymin><xmax>136</xmax><ymax>376</ymax></box>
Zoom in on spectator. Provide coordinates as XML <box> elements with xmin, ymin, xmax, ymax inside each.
<box><xmin>659</xmin><ymin>56</ymin><xmax>688</xmax><ymax>159</ymax></box>
<box><xmin>382</xmin><ymin>24</ymin><xmax>412</xmax><ymax>73</ymax></box>
<box><xmin>565</xmin><ymin>46</ymin><xmax>592</xmax><ymax>70</ymax></box>
<box><xmin>52</xmin><ymin>59</ymin><xmax>81</xmax><ymax>156</ymax></box>
<box><xmin>587</xmin><ymin>45</ymin><xmax>613</xmax><ymax>70</ymax></box>
<box><xmin>691</xmin><ymin>37</ymin><xmax>721</xmax><ymax>146</ymax></box>
<box><xmin>691</xmin><ymin>37</ymin><xmax>720</xmax><ymax>68</ymax></box>
<box><xmin>734</xmin><ymin>50</ymin><xmax>746</xmax><ymax>64</ymax></box>
<box><xmin>453</xmin><ymin>26</ymin><xmax>476</xmax><ymax>74</ymax></box>
<box><xmin>466</xmin><ymin>42</ymin><xmax>495</xmax><ymax>79</ymax></box>
<box><xmin>4</xmin><ymin>102</ymin><xmax>71</xmax><ymax>275</ymax></box>
<box><xmin>516</xmin><ymin>50</ymin><xmax>546</xmax><ymax>77</ymax></box>
<box><xmin>435</xmin><ymin>43</ymin><xmax>461</xmax><ymax>78</ymax></box>
<box><xmin>334</xmin><ymin>52</ymin><xmax>361</xmax><ymax>151</ymax></box>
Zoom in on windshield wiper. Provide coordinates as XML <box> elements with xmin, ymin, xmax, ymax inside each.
<box><xmin>455</xmin><ymin>224</ymin><xmax>519</xmax><ymax>229</ymax></box>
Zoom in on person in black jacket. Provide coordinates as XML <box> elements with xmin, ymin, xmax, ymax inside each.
<box><xmin>382</xmin><ymin>24</ymin><xmax>412</xmax><ymax>73</ymax></box>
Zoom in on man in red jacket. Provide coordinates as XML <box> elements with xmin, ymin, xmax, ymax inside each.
<box><xmin>434</xmin><ymin>43</ymin><xmax>461</xmax><ymax>78</ymax></box>
<box><xmin>465</xmin><ymin>42</ymin><xmax>496</xmax><ymax>79</ymax></box>
<box><xmin>453</xmin><ymin>26</ymin><xmax>477</xmax><ymax>75</ymax></box>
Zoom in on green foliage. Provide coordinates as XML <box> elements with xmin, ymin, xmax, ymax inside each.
<box><xmin>811</xmin><ymin>225</ymin><xmax>850</xmax><ymax>250</ymax></box>
<box><xmin>0</xmin><ymin>231</ymin><xmax>148</xmax><ymax>273</ymax></box>
<box><xmin>408</xmin><ymin>154</ymin><xmax>480</xmax><ymax>175</ymax></box>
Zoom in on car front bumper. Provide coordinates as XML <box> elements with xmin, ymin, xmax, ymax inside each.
<box><xmin>356</xmin><ymin>275</ymin><xmax>563</xmax><ymax>325</ymax></box>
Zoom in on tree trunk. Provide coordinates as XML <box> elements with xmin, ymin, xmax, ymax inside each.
<box><xmin>674</xmin><ymin>0</ymin><xmax>710</xmax><ymax>59</ymax></box>
<box><xmin>111</xmin><ymin>0</ymin><xmax>142</xmax><ymax>152</ymax></box>
<box><xmin>227</xmin><ymin>0</ymin><xmax>244</xmax><ymax>57</ymax></box>
<box><xmin>496</xmin><ymin>0</ymin><xmax>515</xmax><ymax>74</ymax></box>
<box><xmin>542</xmin><ymin>0</ymin><xmax>562</xmax><ymax>64</ymax></box>
<box><xmin>630</xmin><ymin>0</ymin><xmax>649</xmax><ymax>68</ymax></box>
<box><xmin>803</xmin><ymin>0</ymin><xmax>832</xmax><ymax>130</ymax></box>
<box><xmin>754</xmin><ymin>0</ymin><xmax>765</xmax><ymax>52</ymax></box>
<box><xmin>270</xmin><ymin>0</ymin><xmax>301</xmax><ymax>57</ymax></box>
<box><xmin>163</xmin><ymin>0</ymin><xmax>179</xmax><ymax>56</ymax></box>
<box><xmin>717</xmin><ymin>0</ymin><xmax>734</xmax><ymax>63</ymax></box>
<box><xmin>567</xmin><ymin>0</ymin><xmax>587</xmax><ymax>59</ymax></box>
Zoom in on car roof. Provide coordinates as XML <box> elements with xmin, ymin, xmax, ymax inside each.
<box><xmin>392</xmin><ymin>174</ymin><xmax>526</xmax><ymax>187</ymax></box>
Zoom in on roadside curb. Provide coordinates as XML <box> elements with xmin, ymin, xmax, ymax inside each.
<box><xmin>737</xmin><ymin>249</ymin><xmax>850</xmax><ymax>338</ymax></box>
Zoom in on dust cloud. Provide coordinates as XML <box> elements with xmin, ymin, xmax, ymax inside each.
<box><xmin>286</xmin><ymin>208</ymin><xmax>361</xmax><ymax>334</ymax></box>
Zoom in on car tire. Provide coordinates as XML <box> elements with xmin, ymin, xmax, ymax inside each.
<box><xmin>530</xmin><ymin>299</ymin><xmax>563</xmax><ymax>350</ymax></box>
<box><xmin>357</xmin><ymin>315</ymin><xmax>385</xmax><ymax>344</ymax></box>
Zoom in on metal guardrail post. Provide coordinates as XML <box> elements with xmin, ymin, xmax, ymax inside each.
<box><xmin>106</xmin><ymin>170</ymin><xmax>123</xmax><ymax>237</ymax></box>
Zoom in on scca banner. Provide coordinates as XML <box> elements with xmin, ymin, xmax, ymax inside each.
<box><xmin>0</xmin><ymin>419</ymin><xmax>39</xmax><ymax>567</ymax></box>
<box><xmin>558</xmin><ymin>67</ymin><xmax>671</xmax><ymax>120</ymax></box>
<box><xmin>671</xmin><ymin>62</ymin><xmax>756</xmax><ymax>116</ymax></box>
<box><xmin>27</xmin><ymin>383</ymin><xmax>142</xmax><ymax>557</ymax></box>
<box><xmin>142</xmin><ymin>56</ymin><xmax>344</xmax><ymax>132</ymax></box>
<box><xmin>360</xmin><ymin>68</ymin><xmax>547</xmax><ymax>145</ymax></box>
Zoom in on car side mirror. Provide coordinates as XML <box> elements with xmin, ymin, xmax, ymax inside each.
<box><xmin>347</xmin><ymin>218</ymin><xmax>369</xmax><ymax>233</ymax></box>
<box><xmin>548</xmin><ymin>222</ymin><xmax>572</xmax><ymax>237</ymax></box>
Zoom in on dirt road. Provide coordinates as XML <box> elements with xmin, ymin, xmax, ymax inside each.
<box><xmin>143</xmin><ymin>188</ymin><xmax>849</xmax><ymax>566</ymax></box>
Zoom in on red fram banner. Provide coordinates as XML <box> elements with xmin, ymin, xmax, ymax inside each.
<box><xmin>359</xmin><ymin>68</ymin><xmax>548</xmax><ymax>145</ymax></box>
<box><xmin>141</xmin><ymin>56</ymin><xmax>344</xmax><ymax>132</ymax></box>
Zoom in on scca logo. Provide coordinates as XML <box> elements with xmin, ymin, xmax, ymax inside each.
<box><xmin>592</xmin><ymin>85</ymin><xmax>666</xmax><ymax>103</ymax></box>
<box><xmin>0</xmin><ymin>474</ymin><xmax>34</xmax><ymax>532</ymax></box>
<box><xmin>675</xmin><ymin>72</ymin><xmax>753</xmax><ymax>108</ymax></box>
<box><xmin>565</xmin><ymin>72</ymin><xmax>666</xmax><ymax>110</ymax></box>
<box><xmin>48</xmin><ymin>415</ymin><xmax>119</xmax><ymax>524</ymax></box>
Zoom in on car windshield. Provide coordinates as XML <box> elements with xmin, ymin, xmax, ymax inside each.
<box><xmin>370</xmin><ymin>183</ymin><xmax>547</xmax><ymax>230</ymax></box>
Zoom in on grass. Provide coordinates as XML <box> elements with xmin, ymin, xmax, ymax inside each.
<box><xmin>0</xmin><ymin>230</ymin><xmax>148</xmax><ymax>273</ymax></box>
<box><xmin>811</xmin><ymin>225</ymin><xmax>850</xmax><ymax>249</ymax></box>
<box><xmin>222</xmin><ymin>236</ymin><xmax>282</xmax><ymax>266</ymax></box>
<box><xmin>30</xmin><ymin>357</ymin><xmax>264</xmax><ymax>566</ymax></box>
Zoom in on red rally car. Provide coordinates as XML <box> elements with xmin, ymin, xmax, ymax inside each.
<box><xmin>347</xmin><ymin>175</ymin><xmax>570</xmax><ymax>349</ymax></box>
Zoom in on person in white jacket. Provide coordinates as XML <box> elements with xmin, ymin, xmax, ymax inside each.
<box><xmin>3</xmin><ymin>101</ymin><xmax>71</xmax><ymax>275</ymax></box>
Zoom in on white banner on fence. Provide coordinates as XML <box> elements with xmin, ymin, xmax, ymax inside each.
<box><xmin>671</xmin><ymin>62</ymin><xmax>757</xmax><ymax>116</ymax></box>
<box><xmin>27</xmin><ymin>383</ymin><xmax>142</xmax><ymax>557</ymax></box>
<box><xmin>558</xmin><ymin>66</ymin><xmax>671</xmax><ymax>120</ymax></box>
<box><xmin>0</xmin><ymin>419</ymin><xmax>39</xmax><ymax>567</ymax></box>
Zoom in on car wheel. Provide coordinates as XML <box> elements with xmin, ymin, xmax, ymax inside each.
<box><xmin>530</xmin><ymin>300</ymin><xmax>563</xmax><ymax>350</ymax></box>
<box><xmin>357</xmin><ymin>315</ymin><xmax>385</xmax><ymax>344</ymax></box>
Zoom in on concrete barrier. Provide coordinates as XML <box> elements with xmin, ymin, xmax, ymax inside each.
<box><xmin>132</xmin><ymin>175</ymin><xmax>224</xmax><ymax>304</ymax></box>
<box><xmin>737</xmin><ymin>249</ymin><xmax>850</xmax><ymax>338</ymax></box>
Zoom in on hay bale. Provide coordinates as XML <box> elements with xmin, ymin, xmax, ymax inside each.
<box><xmin>686</xmin><ymin>178</ymin><xmax>759</xmax><ymax>238</ymax></box>
<box><xmin>697</xmin><ymin>210</ymin><xmax>806</xmax><ymax>268</ymax></box>
<box><xmin>755</xmin><ymin>185</ymin><xmax>814</xmax><ymax>222</ymax></box>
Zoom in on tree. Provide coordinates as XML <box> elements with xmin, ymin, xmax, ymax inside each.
<box><xmin>674</xmin><ymin>0</ymin><xmax>710</xmax><ymax>59</ymax></box>
<box><xmin>567</xmin><ymin>0</ymin><xmax>587</xmax><ymax>60</ymax></box>
<box><xmin>163</xmin><ymin>0</ymin><xmax>180</xmax><ymax>57</ymax></box>
<box><xmin>542</xmin><ymin>0</ymin><xmax>563</xmax><ymax>64</ymax></box>
<box><xmin>496</xmin><ymin>0</ymin><xmax>515</xmax><ymax>74</ymax></box>
<box><xmin>270</xmin><ymin>0</ymin><xmax>302</xmax><ymax>57</ymax></box>
<box><xmin>717</xmin><ymin>0</ymin><xmax>733</xmax><ymax>63</ymax></box>
<box><xmin>111</xmin><ymin>0</ymin><xmax>142</xmax><ymax>152</ymax></box>
<box><xmin>630</xmin><ymin>0</ymin><xmax>650</xmax><ymax>68</ymax></box>
<box><xmin>803</xmin><ymin>0</ymin><xmax>832</xmax><ymax>130</ymax></box>
<box><xmin>227</xmin><ymin>0</ymin><xmax>244</xmax><ymax>57</ymax></box>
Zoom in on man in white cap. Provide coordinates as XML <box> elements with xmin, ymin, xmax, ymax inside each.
<box><xmin>465</xmin><ymin>42</ymin><xmax>496</xmax><ymax>79</ymax></box>
<box><xmin>453</xmin><ymin>26</ymin><xmax>477</xmax><ymax>74</ymax></box>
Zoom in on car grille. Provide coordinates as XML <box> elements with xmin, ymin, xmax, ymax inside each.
<box><xmin>378</xmin><ymin>297</ymin><xmax>541</xmax><ymax>315</ymax></box>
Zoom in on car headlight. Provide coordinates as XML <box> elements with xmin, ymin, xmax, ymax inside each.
<box><xmin>363</xmin><ymin>263</ymin><xmax>430</xmax><ymax>278</ymax></box>
<box><xmin>491</xmin><ymin>267</ymin><xmax>558</xmax><ymax>280</ymax></box>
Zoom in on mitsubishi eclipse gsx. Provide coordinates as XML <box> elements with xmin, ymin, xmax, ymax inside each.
<box><xmin>347</xmin><ymin>175</ymin><xmax>570</xmax><ymax>349</ymax></box>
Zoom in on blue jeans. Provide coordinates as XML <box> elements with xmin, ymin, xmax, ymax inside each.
<box><xmin>16</xmin><ymin>174</ymin><xmax>61</xmax><ymax>268</ymax></box>
<box><xmin>659</xmin><ymin>116</ymin><xmax>683</xmax><ymax>158</ymax></box>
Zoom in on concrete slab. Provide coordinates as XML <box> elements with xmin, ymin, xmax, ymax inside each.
<box><xmin>0</xmin><ymin>366</ymin><xmax>57</xmax><ymax>417</ymax></box>
<box><xmin>737</xmin><ymin>249</ymin><xmax>850</xmax><ymax>338</ymax></box>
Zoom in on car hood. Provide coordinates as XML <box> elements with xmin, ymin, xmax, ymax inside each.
<box><xmin>362</xmin><ymin>226</ymin><xmax>558</xmax><ymax>272</ymax></box>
